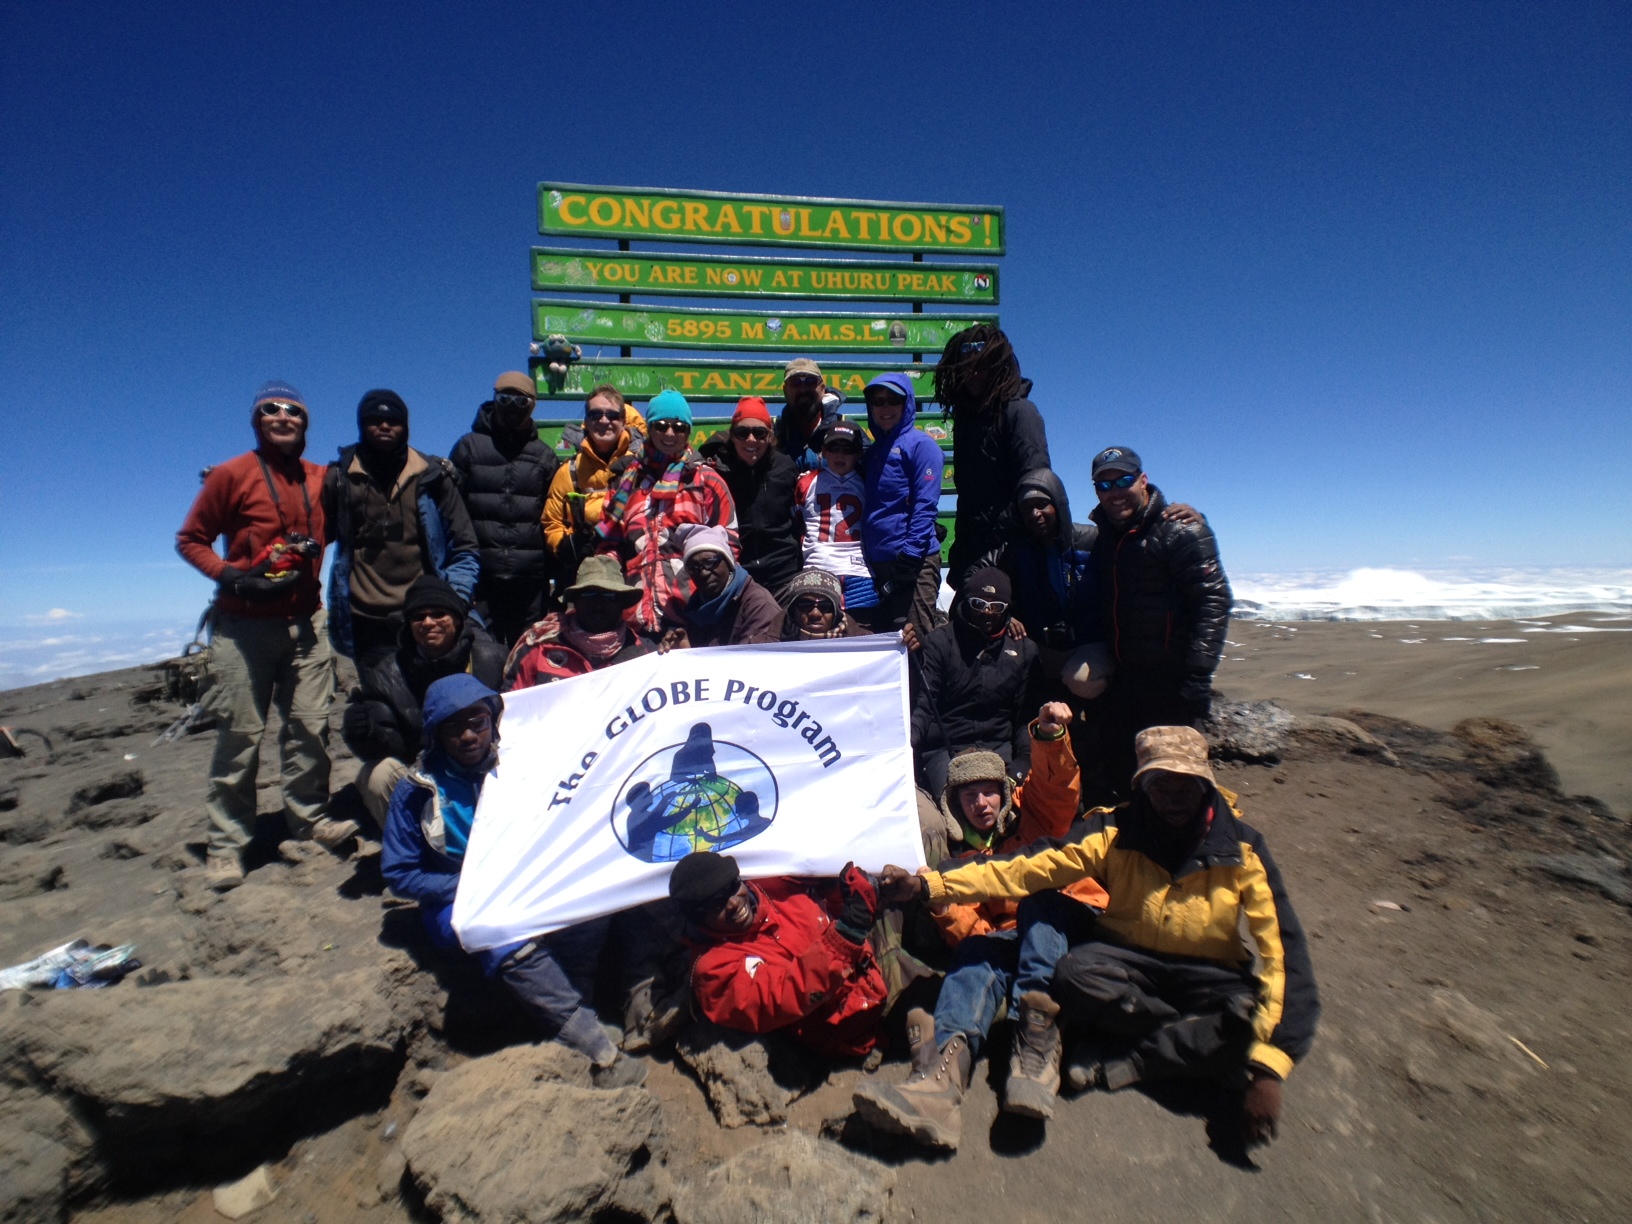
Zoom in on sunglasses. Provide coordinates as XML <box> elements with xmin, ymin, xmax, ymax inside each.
<box><xmin>865</xmin><ymin>394</ymin><xmax>905</xmax><ymax>408</ymax></box>
<box><xmin>822</xmin><ymin>442</ymin><xmax>862</xmax><ymax>454</ymax></box>
<box><xmin>1094</xmin><ymin>472</ymin><xmax>1140</xmax><ymax>492</ymax></box>
<box><xmin>649</xmin><ymin>420</ymin><xmax>690</xmax><ymax>434</ymax></box>
<box><xmin>786</xmin><ymin>375</ymin><xmax>821</xmax><ymax>388</ymax></box>
<box><xmin>407</xmin><ymin>607</ymin><xmax>457</xmax><ymax>622</ymax></box>
<box><xmin>494</xmin><ymin>392</ymin><xmax>534</xmax><ymax>409</ymax></box>
<box><xmin>732</xmin><ymin>426</ymin><xmax>771</xmax><ymax>441</ymax></box>
<box><xmin>585</xmin><ymin>408</ymin><xmax>624</xmax><ymax>423</ymax></box>
<box><xmin>791</xmin><ymin>596</ymin><xmax>835</xmax><ymax>615</ymax></box>
<box><xmin>685</xmin><ymin>551</ymin><xmax>729</xmax><ymax>571</ymax></box>
<box><xmin>443</xmin><ymin>710</ymin><xmax>493</xmax><ymax>734</ymax></box>
<box><xmin>257</xmin><ymin>401</ymin><xmax>306</xmax><ymax>419</ymax></box>
<box><xmin>966</xmin><ymin>596</ymin><xmax>1009</xmax><ymax>616</ymax></box>
<box><xmin>960</xmin><ymin>340</ymin><xmax>987</xmax><ymax>354</ymax></box>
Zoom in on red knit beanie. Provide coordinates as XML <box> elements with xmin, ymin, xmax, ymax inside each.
<box><xmin>732</xmin><ymin>396</ymin><xmax>772</xmax><ymax>427</ymax></box>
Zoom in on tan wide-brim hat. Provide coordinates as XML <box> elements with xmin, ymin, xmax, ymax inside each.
<box><xmin>1060</xmin><ymin>642</ymin><xmax>1116</xmax><ymax>700</ymax></box>
<box><xmin>1131</xmin><ymin>725</ymin><xmax>1215</xmax><ymax>786</ymax></box>
<box><xmin>564</xmin><ymin>555</ymin><xmax>642</xmax><ymax>604</ymax></box>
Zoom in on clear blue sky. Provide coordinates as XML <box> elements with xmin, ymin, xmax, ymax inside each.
<box><xmin>2</xmin><ymin>1</ymin><xmax>1628</xmax><ymax>646</ymax></box>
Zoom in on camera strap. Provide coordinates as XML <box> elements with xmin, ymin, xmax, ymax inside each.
<box><xmin>255</xmin><ymin>453</ymin><xmax>315</xmax><ymax>539</ymax></box>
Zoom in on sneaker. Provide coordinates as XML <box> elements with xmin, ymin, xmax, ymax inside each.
<box><xmin>205</xmin><ymin>852</ymin><xmax>245</xmax><ymax>892</ymax></box>
<box><xmin>851</xmin><ymin>1008</ymin><xmax>971</xmax><ymax>1150</ymax></box>
<box><xmin>308</xmin><ymin>817</ymin><xmax>360</xmax><ymax>851</ymax></box>
<box><xmin>1002</xmin><ymin>990</ymin><xmax>1062</xmax><ymax>1119</ymax></box>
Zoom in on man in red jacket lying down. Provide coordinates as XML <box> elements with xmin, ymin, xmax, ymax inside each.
<box><xmin>669</xmin><ymin>851</ymin><xmax>889</xmax><ymax>1059</ymax></box>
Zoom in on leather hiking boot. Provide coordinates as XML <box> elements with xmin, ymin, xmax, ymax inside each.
<box><xmin>309</xmin><ymin>817</ymin><xmax>360</xmax><ymax>852</ymax></box>
<box><xmin>205</xmin><ymin>851</ymin><xmax>245</xmax><ymax>892</ymax></box>
<box><xmin>1003</xmin><ymin>990</ymin><xmax>1062</xmax><ymax>1119</ymax></box>
<box><xmin>851</xmin><ymin>1008</ymin><xmax>971</xmax><ymax>1150</ymax></box>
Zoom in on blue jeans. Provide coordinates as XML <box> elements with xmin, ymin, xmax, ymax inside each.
<box><xmin>934</xmin><ymin>890</ymin><xmax>1098</xmax><ymax>1055</ymax></box>
<box><xmin>498</xmin><ymin>917</ymin><xmax>612</xmax><ymax>1039</ymax></box>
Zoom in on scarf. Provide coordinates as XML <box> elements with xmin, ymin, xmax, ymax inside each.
<box><xmin>597</xmin><ymin>451</ymin><xmax>692</xmax><ymax>541</ymax></box>
<box><xmin>560</xmin><ymin>611</ymin><xmax>630</xmax><ymax>663</ymax></box>
<box><xmin>685</xmin><ymin>561</ymin><xmax>748</xmax><ymax>627</ymax></box>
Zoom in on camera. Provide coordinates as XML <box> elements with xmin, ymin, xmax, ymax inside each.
<box><xmin>1042</xmin><ymin>622</ymin><xmax>1074</xmax><ymax>651</ymax></box>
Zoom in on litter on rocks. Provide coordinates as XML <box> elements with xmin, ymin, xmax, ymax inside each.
<box><xmin>0</xmin><ymin>938</ymin><xmax>143</xmax><ymax>990</ymax></box>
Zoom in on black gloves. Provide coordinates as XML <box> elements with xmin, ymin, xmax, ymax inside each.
<box><xmin>217</xmin><ymin>563</ymin><xmax>289</xmax><ymax>603</ymax></box>
<box><xmin>1177</xmin><ymin>669</ymin><xmax>1215</xmax><ymax>725</ymax></box>
<box><xmin>834</xmin><ymin>862</ymin><xmax>881</xmax><ymax>945</ymax></box>
<box><xmin>341</xmin><ymin>700</ymin><xmax>406</xmax><ymax>762</ymax></box>
<box><xmin>888</xmin><ymin>552</ymin><xmax>922</xmax><ymax>593</ymax></box>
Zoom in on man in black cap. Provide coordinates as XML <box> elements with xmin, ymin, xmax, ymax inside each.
<box><xmin>450</xmin><ymin>372</ymin><xmax>560</xmax><ymax>648</ymax></box>
<box><xmin>1088</xmin><ymin>446</ymin><xmax>1231</xmax><ymax>795</ymax></box>
<box><xmin>670</xmin><ymin>852</ymin><xmax>890</xmax><ymax>1059</ymax></box>
<box><xmin>907</xmin><ymin>566</ymin><xmax>1042</xmax><ymax>798</ymax></box>
<box><xmin>324</xmin><ymin>389</ymin><xmax>480</xmax><ymax>665</ymax></box>
<box><xmin>341</xmin><ymin>574</ymin><xmax>505</xmax><ymax>825</ymax></box>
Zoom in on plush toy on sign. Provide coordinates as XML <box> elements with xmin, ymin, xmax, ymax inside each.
<box><xmin>537</xmin><ymin>333</ymin><xmax>582</xmax><ymax>393</ymax></box>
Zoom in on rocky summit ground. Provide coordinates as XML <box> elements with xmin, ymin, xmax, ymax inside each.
<box><xmin>1</xmin><ymin>650</ymin><xmax>1629</xmax><ymax>1223</ymax></box>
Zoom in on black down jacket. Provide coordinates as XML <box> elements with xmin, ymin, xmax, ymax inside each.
<box><xmin>1090</xmin><ymin>484</ymin><xmax>1231</xmax><ymax>678</ymax></box>
<box><xmin>341</xmin><ymin>618</ymin><xmax>507</xmax><ymax>763</ymax></box>
<box><xmin>911</xmin><ymin>602</ymin><xmax>1042</xmax><ymax>769</ymax></box>
<box><xmin>949</xmin><ymin>384</ymin><xmax>1052</xmax><ymax>585</ymax></box>
<box><xmin>449</xmin><ymin>402</ymin><xmax>560</xmax><ymax>584</ymax></box>
<box><xmin>705</xmin><ymin>441</ymin><xmax>802</xmax><ymax>595</ymax></box>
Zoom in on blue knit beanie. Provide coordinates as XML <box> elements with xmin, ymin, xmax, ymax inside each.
<box><xmin>647</xmin><ymin>388</ymin><xmax>692</xmax><ymax>427</ymax></box>
<box><xmin>252</xmin><ymin>380</ymin><xmax>306</xmax><ymax>411</ymax></box>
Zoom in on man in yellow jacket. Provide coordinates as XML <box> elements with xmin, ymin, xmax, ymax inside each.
<box><xmin>541</xmin><ymin>384</ymin><xmax>646</xmax><ymax>577</ymax></box>
<box><xmin>879</xmin><ymin>724</ymin><xmax>1319</xmax><ymax>1147</ymax></box>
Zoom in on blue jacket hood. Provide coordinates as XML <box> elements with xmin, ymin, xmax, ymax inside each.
<box><xmin>421</xmin><ymin>673</ymin><xmax>501</xmax><ymax>742</ymax></box>
<box><xmin>864</xmin><ymin>373</ymin><xmax>918</xmax><ymax>441</ymax></box>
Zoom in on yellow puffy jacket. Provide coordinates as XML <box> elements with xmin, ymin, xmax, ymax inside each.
<box><xmin>541</xmin><ymin>407</ymin><xmax>647</xmax><ymax>557</ymax></box>
<box><xmin>924</xmin><ymin>787</ymin><xmax>1319</xmax><ymax>1079</ymax></box>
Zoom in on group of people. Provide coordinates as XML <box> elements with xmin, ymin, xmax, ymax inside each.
<box><xmin>176</xmin><ymin>324</ymin><xmax>1317</xmax><ymax>1148</ymax></box>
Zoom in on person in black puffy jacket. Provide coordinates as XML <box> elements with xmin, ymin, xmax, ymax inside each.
<box><xmin>935</xmin><ymin>325</ymin><xmax>1052</xmax><ymax>590</ymax></box>
<box><xmin>341</xmin><ymin>575</ymin><xmax>507</xmax><ymax>825</ymax></box>
<box><xmin>1087</xmin><ymin>447</ymin><xmax>1231</xmax><ymax>796</ymax></box>
<box><xmin>449</xmin><ymin>372</ymin><xmax>560</xmax><ymax>647</ymax></box>
<box><xmin>700</xmin><ymin>396</ymin><xmax>802</xmax><ymax>596</ymax></box>
<box><xmin>908</xmin><ymin>567</ymin><xmax>1042</xmax><ymax>798</ymax></box>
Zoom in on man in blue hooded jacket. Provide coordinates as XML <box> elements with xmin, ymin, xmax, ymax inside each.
<box><xmin>860</xmin><ymin>373</ymin><xmax>944</xmax><ymax>640</ymax></box>
<box><xmin>381</xmin><ymin>672</ymin><xmax>645</xmax><ymax>1084</ymax></box>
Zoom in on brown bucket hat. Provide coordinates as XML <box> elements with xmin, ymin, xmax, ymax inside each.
<box><xmin>564</xmin><ymin>555</ymin><xmax>642</xmax><ymax>605</ymax></box>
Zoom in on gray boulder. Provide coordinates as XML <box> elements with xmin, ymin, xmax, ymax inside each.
<box><xmin>673</xmin><ymin>1020</ymin><xmax>791</xmax><ymax>1128</ymax></box>
<box><xmin>675</xmin><ymin>1132</ymin><xmax>893</xmax><ymax>1224</ymax></box>
<box><xmin>0</xmin><ymin>968</ymin><xmax>403</xmax><ymax>1155</ymax></box>
<box><xmin>0</xmin><ymin>1085</ymin><xmax>98</xmax><ymax>1224</ymax></box>
<box><xmin>1206</xmin><ymin>700</ymin><xmax>1398</xmax><ymax>766</ymax></box>
<box><xmin>402</xmin><ymin>1042</ymin><xmax>673</xmax><ymax>1224</ymax></box>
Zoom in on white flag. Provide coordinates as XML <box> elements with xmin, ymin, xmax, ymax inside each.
<box><xmin>452</xmin><ymin>636</ymin><xmax>923</xmax><ymax>949</ymax></box>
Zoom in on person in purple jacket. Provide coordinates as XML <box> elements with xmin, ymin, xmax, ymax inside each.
<box><xmin>860</xmin><ymin>372</ymin><xmax>945</xmax><ymax>640</ymax></box>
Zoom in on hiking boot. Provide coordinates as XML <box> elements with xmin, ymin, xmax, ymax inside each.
<box><xmin>309</xmin><ymin>817</ymin><xmax>360</xmax><ymax>852</ymax></box>
<box><xmin>1003</xmin><ymin>990</ymin><xmax>1062</xmax><ymax>1119</ymax></box>
<box><xmin>851</xmin><ymin>1007</ymin><xmax>971</xmax><ymax>1150</ymax></box>
<box><xmin>591</xmin><ymin>1052</ymin><xmax>649</xmax><ymax>1089</ymax></box>
<box><xmin>205</xmin><ymin>851</ymin><xmax>245</xmax><ymax>892</ymax></box>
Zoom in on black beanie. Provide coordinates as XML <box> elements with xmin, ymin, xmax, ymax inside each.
<box><xmin>403</xmin><ymin>575</ymin><xmax>466</xmax><ymax>622</ymax></box>
<box><xmin>961</xmin><ymin>566</ymin><xmax>1013</xmax><ymax>604</ymax></box>
<box><xmin>668</xmin><ymin>851</ymin><xmax>741</xmax><ymax>909</ymax></box>
<box><xmin>357</xmin><ymin>388</ymin><xmax>409</xmax><ymax>428</ymax></box>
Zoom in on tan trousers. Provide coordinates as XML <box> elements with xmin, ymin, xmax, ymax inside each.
<box><xmin>356</xmin><ymin>756</ymin><xmax>411</xmax><ymax>826</ymax></box>
<box><xmin>203</xmin><ymin>610</ymin><xmax>334</xmax><ymax>853</ymax></box>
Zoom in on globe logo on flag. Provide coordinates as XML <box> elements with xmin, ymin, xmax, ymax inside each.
<box><xmin>610</xmin><ymin>723</ymin><xmax>779</xmax><ymax>863</ymax></box>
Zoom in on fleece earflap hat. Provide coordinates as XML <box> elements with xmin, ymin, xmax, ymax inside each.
<box><xmin>961</xmin><ymin>566</ymin><xmax>1013</xmax><ymax>605</ymax></box>
<box><xmin>1131</xmin><ymin>725</ymin><xmax>1216</xmax><ymax>787</ymax></box>
<box><xmin>938</xmin><ymin>748</ymin><xmax>1017</xmax><ymax>845</ymax></box>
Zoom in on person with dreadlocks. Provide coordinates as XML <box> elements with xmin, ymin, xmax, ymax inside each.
<box><xmin>593</xmin><ymin>389</ymin><xmax>739</xmax><ymax>636</ymax></box>
<box><xmin>934</xmin><ymin>325</ymin><xmax>1052</xmax><ymax>590</ymax></box>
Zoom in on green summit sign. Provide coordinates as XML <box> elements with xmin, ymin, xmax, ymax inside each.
<box><xmin>531</xmin><ymin>248</ymin><xmax>998</xmax><ymax>304</ymax></box>
<box><xmin>529</xmin><ymin>358</ymin><xmax>934</xmax><ymax>402</ymax></box>
<box><xmin>532</xmin><ymin>299</ymin><xmax>996</xmax><ymax>354</ymax></box>
<box><xmin>539</xmin><ymin>184</ymin><xmax>1004</xmax><ymax>254</ymax></box>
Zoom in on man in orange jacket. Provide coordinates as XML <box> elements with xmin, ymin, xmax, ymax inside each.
<box><xmin>176</xmin><ymin>380</ymin><xmax>352</xmax><ymax>890</ymax></box>
<box><xmin>852</xmin><ymin>702</ymin><xmax>1105</xmax><ymax>1149</ymax></box>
